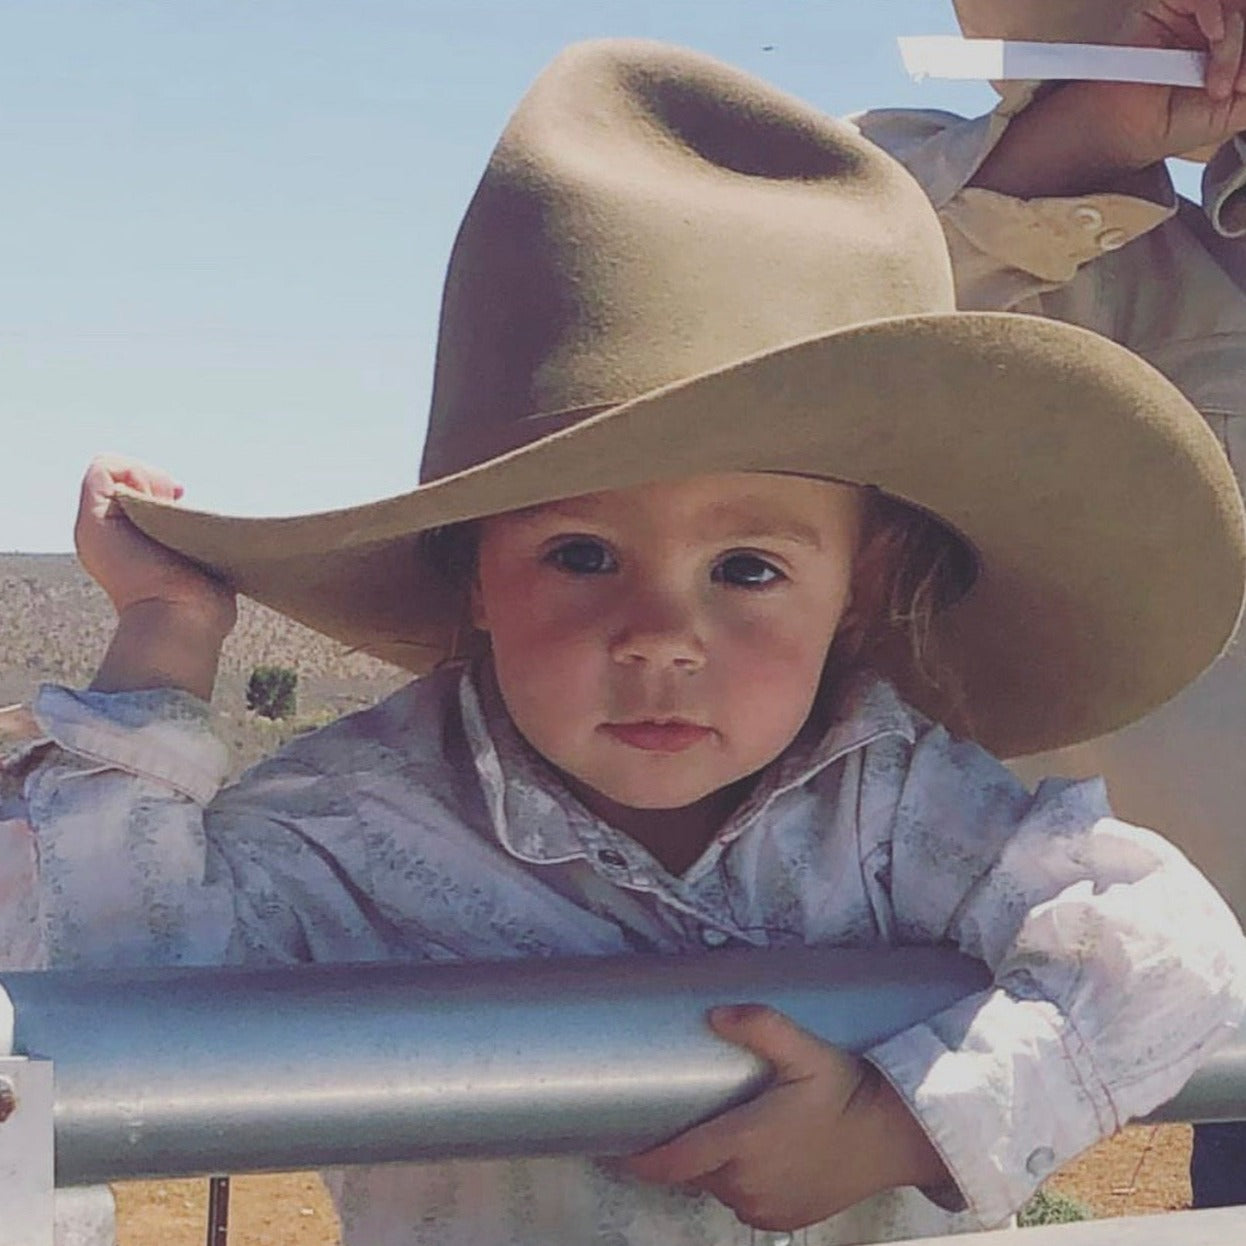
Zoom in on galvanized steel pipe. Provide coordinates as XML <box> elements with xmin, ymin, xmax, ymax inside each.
<box><xmin>0</xmin><ymin>948</ymin><xmax>1240</xmax><ymax>1187</ymax></box>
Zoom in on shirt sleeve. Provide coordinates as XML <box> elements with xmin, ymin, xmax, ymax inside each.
<box><xmin>9</xmin><ymin>684</ymin><xmax>393</xmax><ymax>970</ymax></box>
<box><xmin>863</xmin><ymin>726</ymin><xmax>1246</xmax><ymax>1229</ymax></box>
<box><xmin>1204</xmin><ymin>135</ymin><xmax>1246</xmax><ymax>239</ymax></box>
<box><xmin>853</xmin><ymin>105</ymin><xmax>1175</xmax><ymax>312</ymax></box>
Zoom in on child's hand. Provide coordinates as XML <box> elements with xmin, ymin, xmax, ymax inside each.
<box><xmin>75</xmin><ymin>453</ymin><xmax>235</xmax><ymax>634</ymax></box>
<box><xmin>623</xmin><ymin>1005</ymin><xmax>951</xmax><ymax>1232</ymax></box>
<box><xmin>1079</xmin><ymin>1</ymin><xmax>1246</xmax><ymax>168</ymax></box>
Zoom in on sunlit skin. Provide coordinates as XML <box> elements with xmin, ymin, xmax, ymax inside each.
<box><xmin>471</xmin><ymin>472</ymin><xmax>863</xmax><ymax>875</ymax></box>
<box><xmin>76</xmin><ymin>454</ymin><xmax>952</xmax><ymax>1226</ymax></box>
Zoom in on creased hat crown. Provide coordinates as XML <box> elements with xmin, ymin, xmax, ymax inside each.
<box><xmin>422</xmin><ymin>40</ymin><xmax>955</xmax><ymax>480</ymax></box>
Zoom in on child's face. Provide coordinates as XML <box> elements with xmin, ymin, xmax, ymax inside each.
<box><xmin>472</xmin><ymin>472</ymin><xmax>862</xmax><ymax>817</ymax></box>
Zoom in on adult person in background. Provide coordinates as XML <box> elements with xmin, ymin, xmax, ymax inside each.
<box><xmin>857</xmin><ymin>0</ymin><xmax>1246</xmax><ymax>1208</ymax></box>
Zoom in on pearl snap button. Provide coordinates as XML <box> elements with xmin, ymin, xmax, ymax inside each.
<box><xmin>770</xmin><ymin>1234</ymin><xmax>794</xmax><ymax>1246</ymax></box>
<box><xmin>701</xmin><ymin>927</ymin><xmax>729</xmax><ymax>947</ymax></box>
<box><xmin>1072</xmin><ymin>204</ymin><xmax>1104</xmax><ymax>230</ymax></box>
<box><xmin>1026</xmin><ymin>1146</ymin><xmax>1056</xmax><ymax>1178</ymax></box>
<box><xmin>596</xmin><ymin>848</ymin><xmax>628</xmax><ymax>869</ymax></box>
<box><xmin>1096</xmin><ymin>227</ymin><xmax>1128</xmax><ymax>251</ymax></box>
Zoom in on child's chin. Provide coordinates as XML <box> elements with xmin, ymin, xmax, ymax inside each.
<box><xmin>592</xmin><ymin>775</ymin><xmax>732</xmax><ymax>812</ymax></box>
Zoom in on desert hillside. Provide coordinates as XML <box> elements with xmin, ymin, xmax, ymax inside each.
<box><xmin>0</xmin><ymin>552</ymin><xmax>408</xmax><ymax>773</ymax></box>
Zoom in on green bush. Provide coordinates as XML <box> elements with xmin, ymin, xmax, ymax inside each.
<box><xmin>246</xmin><ymin>664</ymin><xmax>298</xmax><ymax>720</ymax></box>
<box><xmin>1018</xmin><ymin>1188</ymin><xmax>1092</xmax><ymax>1227</ymax></box>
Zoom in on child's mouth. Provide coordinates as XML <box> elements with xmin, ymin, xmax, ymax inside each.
<box><xmin>601</xmin><ymin>720</ymin><xmax>713</xmax><ymax>753</ymax></box>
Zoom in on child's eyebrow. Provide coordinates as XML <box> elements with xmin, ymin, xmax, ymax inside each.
<box><xmin>721</xmin><ymin>521</ymin><xmax>825</xmax><ymax>549</ymax></box>
<box><xmin>503</xmin><ymin>499</ymin><xmax>587</xmax><ymax>524</ymax></box>
<box><xmin>511</xmin><ymin>499</ymin><xmax>827</xmax><ymax>550</ymax></box>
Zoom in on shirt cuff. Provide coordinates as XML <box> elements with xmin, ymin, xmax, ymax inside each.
<box><xmin>941</xmin><ymin>170</ymin><xmax>1175</xmax><ymax>284</ymax></box>
<box><xmin>1204</xmin><ymin>136</ymin><xmax>1246</xmax><ymax>238</ymax></box>
<box><xmin>866</xmin><ymin>988</ymin><xmax>1113</xmax><ymax>1229</ymax></box>
<box><xmin>897</xmin><ymin>110</ymin><xmax>1008</xmax><ymax>210</ymax></box>
<box><xmin>31</xmin><ymin>684</ymin><xmax>230</xmax><ymax>805</ymax></box>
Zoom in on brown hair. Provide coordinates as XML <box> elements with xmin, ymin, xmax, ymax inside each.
<box><xmin>825</xmin><ymin>490</ymin><xmax>976</xmax><ymax>702</ymax></box>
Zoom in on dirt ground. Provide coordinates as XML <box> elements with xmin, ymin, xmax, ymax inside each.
<box><xmin>1052</xmin><ymin>1123</ymin><xmax>1193</xmax><ymax>1216</ymax></box>
<box><xmin>110</xmin><ymin>1124</ymin><xmax>1196</xmax><ymax>1245</ymax></box>
<box><xmin>114</xmin><ymin>1172</ymin><xmax>336</xmax><ymax>1246</ymax></box>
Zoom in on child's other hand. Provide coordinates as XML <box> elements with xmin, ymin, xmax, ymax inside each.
<box><xmin>622</xmin><ymin>1005</ymin><xmax>952</xmax><ymax>1231</ymax></box>
<box><xmin>1084</xmin><ymin>1</ymin><xmax>1246</xmax><ymax>167</ymax></box>
<box><xmin>75</xmin><ymin>453</ymin><xmax>236</xmax><ymax>635</ymax></box>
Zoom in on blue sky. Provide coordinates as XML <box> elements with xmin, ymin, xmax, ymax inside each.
<box><xmin>0</xmin><ymin>2</ymin><xmax>1193</xmax><ymax>551</ymax></box>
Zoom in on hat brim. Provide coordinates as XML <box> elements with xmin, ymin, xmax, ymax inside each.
<box><xmin>121</xmin><ymin>312</ymin><xmax>1245</xmax><ymax>758</ymax></box>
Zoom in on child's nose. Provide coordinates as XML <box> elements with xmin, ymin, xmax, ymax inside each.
<box><xmin>608</xmin><ymin>590</ymin><xmax>706</xmax><ymax>671</ymax></box>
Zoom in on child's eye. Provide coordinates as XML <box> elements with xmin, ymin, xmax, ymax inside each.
<box><xmin>547</xmin><ymin>539</ymin><xmax>617</xmax><ymax>575</ymax></box>
<box><xmin>714</xmin><ymin>553</ymin><xmax>784</xmax><ymax>588</ymax></box>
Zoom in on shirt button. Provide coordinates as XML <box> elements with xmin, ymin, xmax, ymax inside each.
<box><xmin>701</xmin><ymin>927</ymin><xmax>729</xmax><ymax>947</ymax></box>
<box><xmin>1026</xmin><ymin>1146</ymin><xmax>1056</xmax><ymax>1178</ymax></box>
<box><xmin>1072</xmin><ymin>204</ymin><xmax>1104</xmax><ymax>230</ymax></box>
<box><xmin>769</xmin><ymin>1234</ymin><xmax>794</xmax><ymax>1246</ymax></box>
<box><xmin>1096</xmin><ymin>227</ymin><xmax>1128</xmax><ymax>251</ymax></box>
<box><xmin>596</xmin><ymin>848</ymin><xmax>628</xmax><ymax>869</ymax></box>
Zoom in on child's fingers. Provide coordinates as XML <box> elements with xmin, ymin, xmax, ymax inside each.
<box><xmin>692</xmin><ymin>1155</ymin><xmax>793</xmax><ymax>1232</ymax></box>
<box><xmin>707</xmin><ymin>1003</ymin><xmax>843</xmax><ymax>1085</ymax></box>
<box><xmin>80</xmin><ymin>456</ymin><xmax>138</xmax><ymax>524</ymax></box>
<box><xmin>625</xmin><ymin>1087</ymin><xmax>821</xmax><ymax>1227</ymax></box>
<box><xmin>624</xmin><ymin>1029</ymin><xmax>796</xmax><ymax>1185</ymax></box>
<box><xmin>111</xmin><ymin>462</ymin><xmax>183</xmax><ymax>503</ymax></box>
<box><xmin>625</xmin><ymin>1007</ymin><xmax>855</xmax><ymax>1186</ymax></box>
<box><xmin>623</xmin><ymin>1114</ymin><xmax>738</xmax><ymax>1185</ymax></box>
<box><xmin>84</xmin><ymin>453</ymin><xmax>184</xmax><ymax>507</ymax></box>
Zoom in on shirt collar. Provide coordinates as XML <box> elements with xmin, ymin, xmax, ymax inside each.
<box><xmin>457</xmin><ymin>661</ymin><xmax>919</xmax><ymax>868</ymax></box>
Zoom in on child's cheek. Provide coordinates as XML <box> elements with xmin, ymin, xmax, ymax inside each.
<box><xmin>719</xmin><ymin>609</ymin><xmax>834</xmax><ymax>678</ymax></box>
<box><xmin>716</xmin><ymin>617</ymin><xmax>830</xmax><ymax>721</ymax></box>
<box><xmin>488</xmin><ymin>604</ymin><xmax>611</xmax><ymax>731</ymax></box>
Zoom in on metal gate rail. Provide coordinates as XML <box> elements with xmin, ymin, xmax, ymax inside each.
<box><xmin>1</xmin><ymin>948</ymin><xmax>1243</xmax><ymax>1245</ymax></box>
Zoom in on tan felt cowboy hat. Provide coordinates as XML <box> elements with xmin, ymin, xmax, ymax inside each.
<box><xmin>119</xmin><ymin>38</ymin><xmax>1246</xmax><ymax>758</ymax></box>
<box><xmin>954</xmin><ymin>0</ymin><xmax>1224</xmax><ymax>159</ymax></box>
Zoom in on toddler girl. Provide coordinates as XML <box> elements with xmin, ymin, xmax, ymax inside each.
<box><xmin>5</xmin><ymin>37</ymin><xmax>1246</xmax><ymax>1246</ymax></box>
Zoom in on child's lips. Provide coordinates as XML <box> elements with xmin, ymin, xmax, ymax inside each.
<box><xmin>601</xmin><ymin>719</ymin><xmax>714</xmax><ymax>753</ymax></box>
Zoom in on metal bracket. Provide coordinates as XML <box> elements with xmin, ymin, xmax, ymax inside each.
<box><xmin>0</xmin><ymin>1056</ymin><xmax>54</xmax><ymax>1246</ymax></box>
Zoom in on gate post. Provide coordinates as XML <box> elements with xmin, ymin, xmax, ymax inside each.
<box><xmin>0</xmin><ymin>1055</ymin><xmax>55</xmax><ymax>1246</ymax></box>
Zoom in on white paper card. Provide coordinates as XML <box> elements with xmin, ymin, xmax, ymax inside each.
<box><xmin>898</xmin><ymin>36</ymin><xmax>1207</xmax><ymax>87</ymax></box>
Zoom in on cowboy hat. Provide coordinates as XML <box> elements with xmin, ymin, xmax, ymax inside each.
<box><xmin>119</xmin><ymin>38</ymin><xmax>1245</xmax><ymax>758</ymax></box>
<box><xmin>954</xmin><ymin>0</ymin><xmax>1224</xmax><ymax>160</ymax></box>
